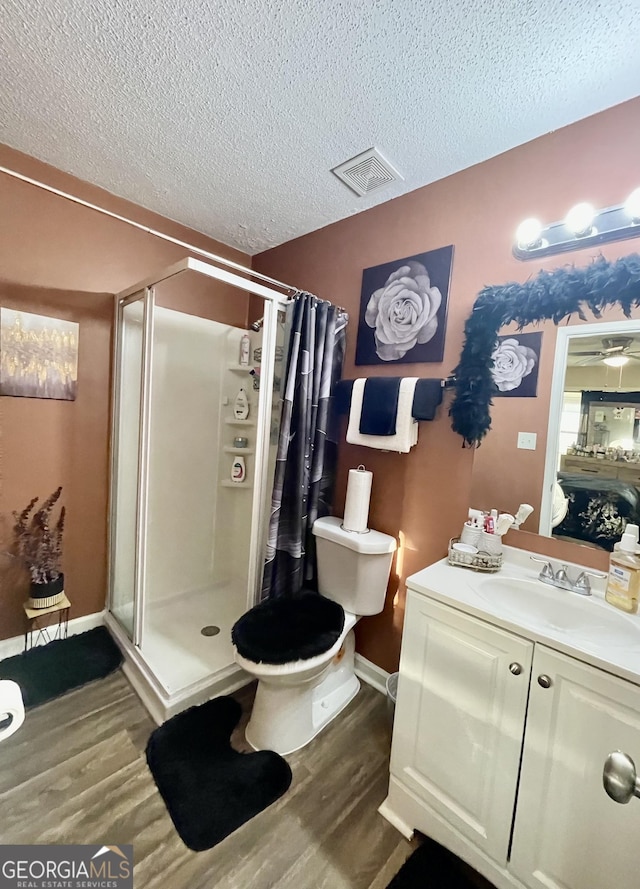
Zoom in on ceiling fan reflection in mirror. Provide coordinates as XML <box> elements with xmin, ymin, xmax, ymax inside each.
<box><xmin>571</xmin><ymin>336</ymin><xmax>640</xmax><ymax>366</ymax></box>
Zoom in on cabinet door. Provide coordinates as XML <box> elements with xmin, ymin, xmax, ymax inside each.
<box><xmin>391</xmin><ymin>591</ymin><xmax>533</xmax><ymax>864</ymax></box>
<box><xmin>510</xmin><ymin>645</ymin><xmax>640</xmax><ymax>889</ymax></box>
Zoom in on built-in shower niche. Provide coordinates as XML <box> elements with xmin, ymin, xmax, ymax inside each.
<box><xmin>107</xmin><ymin>259</ymin><xmax>286</xmax><ymax>723</ymax></box>
<box><xmin>212</xmin><ymin>326</ymin><xmax>260</xmax><ymax>595</ymax></box>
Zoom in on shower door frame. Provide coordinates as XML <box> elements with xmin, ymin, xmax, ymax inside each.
<box><xmin>107</xmin><ymin>257</ymin><xmax>289</xmax><ymax>708</ymax></box>
<box><xmin>109</xmin><ymin>285</ymin><xmax>155</xmax><ymax>648</ymax></box>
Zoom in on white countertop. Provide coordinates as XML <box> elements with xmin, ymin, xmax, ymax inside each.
<box><xmin>406</xmin><ymin>545</ymin><xmax>640</xmax><ymax>686</ymax></box>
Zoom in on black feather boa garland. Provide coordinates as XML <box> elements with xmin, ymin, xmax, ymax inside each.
<box><xmin>449</xmin><ymin>254</ymin><xmax>640</xmax><ymax>447</ymax></box>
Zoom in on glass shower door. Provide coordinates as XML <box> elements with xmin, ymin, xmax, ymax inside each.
<box><xmin>110</xmin><ymin>293</ymin><xmax>146</xmax><ymax>640</ymax></box>
<box><xmin>108</xmin><ymin>256</ymin><xmax>290</xmax><ymax>706</ymax></box>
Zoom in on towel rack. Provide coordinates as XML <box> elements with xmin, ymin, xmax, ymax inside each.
<box><xmin>333</xmin><ymin>376</ymin><xmax>455</xmax><ymax>422</ymax></box>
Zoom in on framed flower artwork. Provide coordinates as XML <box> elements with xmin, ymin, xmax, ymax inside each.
<box><xmin>491</xmin><ymin>331</ymin><xmax>542</xmax><ymax>397</ymax></box>
<box><xmin>355</xmin><ymin>245</ymin><xmax>454</xmax><ymax>365</ymax></box>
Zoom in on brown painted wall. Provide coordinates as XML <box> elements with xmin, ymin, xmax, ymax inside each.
<box><xmin>0</xmin><ymin>145</ymin><xmax>250</xmax><ymax>641</ymax></box>
<box><xmin>254</xmin><ymin>96</ymin><xmax>640</xmax><ymax>673</ymax></box>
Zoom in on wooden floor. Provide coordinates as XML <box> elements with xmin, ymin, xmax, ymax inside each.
<box><xmin>0</xmin><ymin>671</ymin><xmax>415</xmax><ymax>888</ymax></box>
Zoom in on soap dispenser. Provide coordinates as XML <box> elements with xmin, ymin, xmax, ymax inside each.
<box><xmin>606</xmin><ymin>529</ymin><xmax>640</xmax><ymax>614</ymax></box>
<box><xmin>614</xmin><ymin>523</ymin><xmax>639</xmax><ymax>551</ymax></box>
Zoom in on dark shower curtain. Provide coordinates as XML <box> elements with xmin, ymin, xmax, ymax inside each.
<box><xmin>261</xmin><ymin>292</ymin><xmax>348</xmax><ymax>599</ymax></box>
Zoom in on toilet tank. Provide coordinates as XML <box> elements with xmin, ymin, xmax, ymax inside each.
<box><xmin>312</xmin><ymin>516</ymin><xmax>396</xmax><ymax>615</ymax></box>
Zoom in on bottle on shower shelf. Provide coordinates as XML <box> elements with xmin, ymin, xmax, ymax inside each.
<box><xmin>239</xmin><ymin>333</ymin><xmax>251</xmax><ymax>367</ymax></box>
<box><xmin>231</xmin><ymin>455</ymin><xmax>246</xmax><ymax>484</ymax></box>
<box><xmin>234</xmin><ymin>388</ymin><xmax>250</xmax><ymax>420</ymax></box>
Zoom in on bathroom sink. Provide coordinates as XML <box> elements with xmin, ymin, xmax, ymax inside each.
<box><xmin>474</xmin><ymin>576</ymin><xmax>640</xmax><ymax>649</ymax></box>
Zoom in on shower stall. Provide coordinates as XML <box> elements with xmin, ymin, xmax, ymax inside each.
<box><xmin>105</xmin><ymin>257</ymin><xmax>288</xmax><ymax>722</ymax></box>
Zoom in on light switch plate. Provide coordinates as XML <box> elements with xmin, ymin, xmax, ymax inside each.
<box><xmin>517</xmin><ymin>432</ymin><xmax>537</xmax><ymax>450</ymax></box>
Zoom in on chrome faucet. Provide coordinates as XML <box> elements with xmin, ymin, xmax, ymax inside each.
<box><xmin>530</xmin><ymin>556</ymin><xmax>606</xmax><ymax>596</ymax></box>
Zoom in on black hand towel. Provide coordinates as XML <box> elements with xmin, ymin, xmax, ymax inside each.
<box><xmin>359</xmin><ymin>378</ymin><xmax>401</xmax><ymax>435</ymax></box>
<box><xmin>412</xmin><ymin>378</ymin><xmax>443</xmax><ymax>421</ymax></box>
<box><xmin>333</xmin><ymin>379</ymin><xmax>354</xmax><ymax>416</ymax></box>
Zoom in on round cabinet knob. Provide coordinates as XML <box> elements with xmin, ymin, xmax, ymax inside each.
<box><xmin>603</xmin><ymin>751</ymin><xmax>640</xmax><ymax>804</ymax></box>
<box><xmin>537</xmin><ymin>674</ymin><xmax>552</xmax><ymax>689</ymax></box>
<box><xmin>509</xmin><ymin>662</ymin><xmax>522</xmax><ymax>675</ymax></box>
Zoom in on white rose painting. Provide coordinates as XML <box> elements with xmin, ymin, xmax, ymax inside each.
<box><xmin>355</xmin><ymin>245</ymin><xmax>453</xmax><ymax>365</ymax></box>
<box><xmin>491</xmin><ymin>332</ymin><xmax>542</xmax><ymax>397</ymax></box>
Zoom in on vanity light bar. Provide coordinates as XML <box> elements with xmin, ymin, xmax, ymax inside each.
<box><xmin>513</xmin><ymin>189</ymin><xmax>640</xmax><ymax>261</ymax></box>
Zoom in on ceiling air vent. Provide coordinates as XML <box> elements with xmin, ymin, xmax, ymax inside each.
<box><xmin>331</xmin><ymin>147</ymin><xmax>403</xmax><ymax>197</ymax></box>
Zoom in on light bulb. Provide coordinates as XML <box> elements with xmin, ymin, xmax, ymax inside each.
<box><xmin>603</xmin><ymin>355</ymin><xmax>629</xmax><ymax>367</ymax></box>
<box><xmin>516</xmin><ymin>218</ymin><xmax>543</xmax><ymax>249</ymax></box>
<box><xmin>565</xmin><ymin>202</ymin><xmax>595</xmax><ymax>236</ymax></box>
<box><xmin>625</xmin><ymin>188</ymin><xmax>640</xmax><ymax>222</ymax></box>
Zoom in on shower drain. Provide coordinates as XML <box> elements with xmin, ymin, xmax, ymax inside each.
<box><xmin>201</xmin><ymin>625</ymin><xmax>221</xmax><ymax>637</ymax></box>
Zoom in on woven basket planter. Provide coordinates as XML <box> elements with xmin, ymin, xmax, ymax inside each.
<box><xmin>28</xmin><ymin>574</ymin><xmax>65</xmax><ymax>609</ymax></box>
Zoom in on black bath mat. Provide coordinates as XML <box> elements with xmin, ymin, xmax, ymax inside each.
<box><xmin>146</xmin><ymin>696</ymin><xmax>292</xmax><ymax>852</ymax></box>
<box><xmin>0</xmin><ymin>626</ymin><xmax>122</xmax><ymax>709</ymax></box>
<box><xmin>387</xmin><ymin>836</ymin><xmax>495</xmax><ymax>888</ymax></box>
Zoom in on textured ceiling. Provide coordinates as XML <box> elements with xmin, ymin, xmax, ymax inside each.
<box><xmin>1</xmin><ymin>0</ymin><xmax>639</xmax><ymax>254</ymax></box>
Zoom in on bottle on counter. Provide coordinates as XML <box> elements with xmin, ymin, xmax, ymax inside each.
<box><xmin>613</xmin><ymin>524</ymin><xmax>639</xmax><ymax>552</ymax></box>
<box><xmin>606</xmin><ymin>528</ymin><xmax>640</xmax><ymax>614</ymax></box>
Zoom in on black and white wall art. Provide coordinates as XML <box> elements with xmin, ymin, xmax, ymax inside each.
<box><xmin>355</xmin><ymin>245</ymin><xmax>454</xmax><ymax>365</ymax></box>
<box><xmin>491</xmin><ymin>331</ymin><xmax>542</xmax><ymax>397</ymax></box>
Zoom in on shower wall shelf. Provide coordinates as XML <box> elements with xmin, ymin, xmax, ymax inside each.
<box><xmin>227</xmin><ymin>364</ymin><xmax>253</xmax><ymax>372</ymax></box>
<box><xmin>220</xmin><ymin>480</ymin><xmax>253</xmax><ymax>488</ymax></box>
<box><xmin>223</xmin><ymin>446</ymin><xmax>255</xmax><ymax>454</ymax></box>
<box><xmin>224</xmin><ymin>418</ymin><xmax>256</xmax><ymax>426</ymax></box>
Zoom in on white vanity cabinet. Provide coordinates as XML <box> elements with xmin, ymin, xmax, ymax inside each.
<box><xmin>389</xmin><ymin>592</ymin><xmax>533</xmax><ymax>865</ymax></box>
<box><xmin>383</xmin><ymin>585</ymin><xmax>640</xmax><ymax>889</ymax></box>
<box><xmin>510</xmin><ymin>645</ymin><xmax>640</xmax><ymax>889</ymax></box>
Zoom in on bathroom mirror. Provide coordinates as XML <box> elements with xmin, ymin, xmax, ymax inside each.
<box><xmin>539</xmin><ymin>320</ymin><xmax>640</xmax><ymax>550</ymax></box>
<box><xmin>463</xmin><ymin>254</ymin><xmax>640</xmax><ymax>552</ymax></box>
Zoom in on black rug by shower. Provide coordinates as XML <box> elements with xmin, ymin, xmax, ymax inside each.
<box><xmin>386</xmin><ymin>836</ymin><xmax>495</xmax><ymax>888</ymax></box>
<box><xmin>146</xmin><ymin>696</ymin><xmax>292</xmax><ymax>852</ymax></box>
<box><xmin>0</xmin><ymin>626</ymin><xmax>122</xmax><ymax>709</ymax></box>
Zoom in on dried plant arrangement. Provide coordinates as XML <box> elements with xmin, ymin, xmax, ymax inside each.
<box><xmin>13</xmin><ymin>487</ymin><xmax>66</xmax><ymax>596</ymax></box>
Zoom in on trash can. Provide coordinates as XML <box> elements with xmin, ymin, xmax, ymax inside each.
<box><xmin>386</xmin><ymin>671</ymin><xmax>399</xmax><ymax>724</ymax></box>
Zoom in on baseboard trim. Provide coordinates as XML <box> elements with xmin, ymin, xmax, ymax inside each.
<box><xmin>354</xmin><ymin>653</ymin><xmax>391</xmax><ymax>696</ymax></box>
<box><xmin>378</xmin><ymin>798</ymin><xmax>415</xmax><ymax>841</ymax></box>
<box><xmin>0</xmin><ymin>610</ymin><xmax>105</xmax><ymax>661</ymax></box>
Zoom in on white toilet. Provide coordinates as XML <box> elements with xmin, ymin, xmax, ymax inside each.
<box><xmin>232</xmin><ymin>516</ymin><xmax>396</xmax><ymax>755</ymax></box>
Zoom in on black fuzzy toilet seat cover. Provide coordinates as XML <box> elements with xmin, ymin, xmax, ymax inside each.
<box><xmin>231</xmin><ymin>591</ymin><xmax>345</xmax><ymax>664</ymax></box>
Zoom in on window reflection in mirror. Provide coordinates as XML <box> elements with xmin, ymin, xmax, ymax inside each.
<box><xmin>542</xmin><ymin>323</ymin><xmax>640</xmax><ymax>552</ymax></box>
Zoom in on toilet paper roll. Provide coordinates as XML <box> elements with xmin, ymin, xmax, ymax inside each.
<box><xmin>0</xmin><ymin>680</ymin><xmax>25</xmax><ymax>742</ymax></box>
<box><xmin>343</xmin><ymin>466</ymin><xmax>373</xmax><ymax>533</ymax></box>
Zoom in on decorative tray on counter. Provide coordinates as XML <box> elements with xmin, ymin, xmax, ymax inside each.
<box><xmin>447</xmin><ymin>538</ymin><xmax>503</xmax><ymax>573</ymax></box>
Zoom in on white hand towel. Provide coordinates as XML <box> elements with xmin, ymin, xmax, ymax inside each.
<box><xmin>346</xmin><ymin>377</ymin><xmax>418</xmax><ymax>452</ymax></box>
